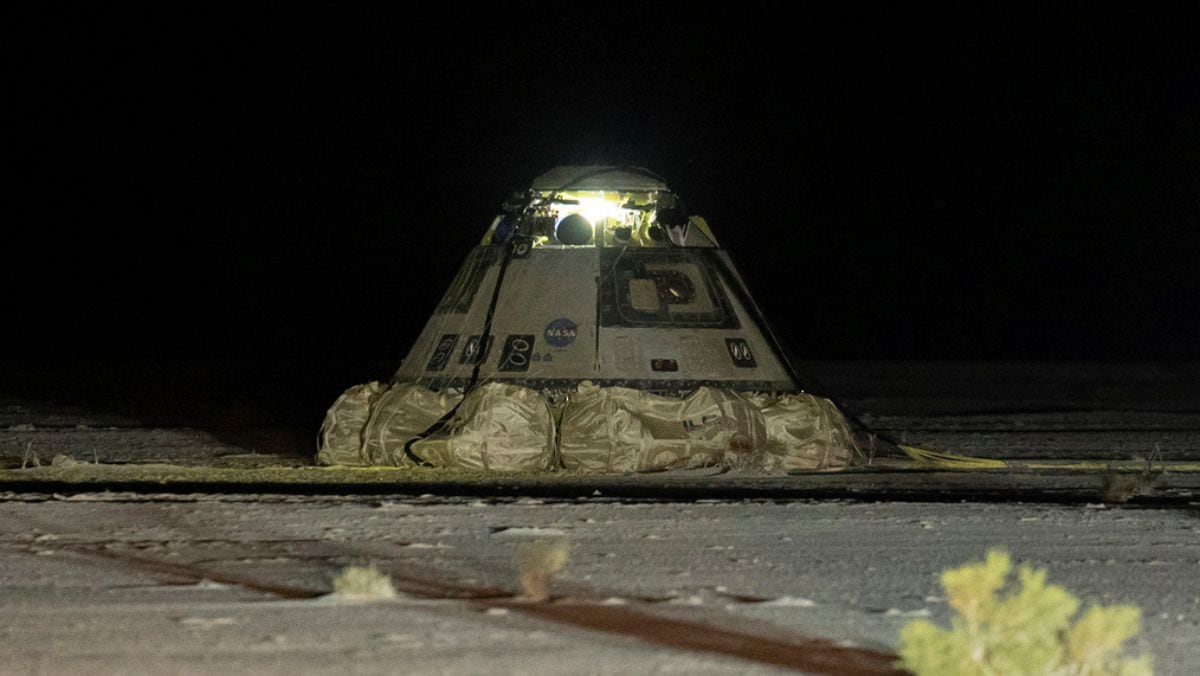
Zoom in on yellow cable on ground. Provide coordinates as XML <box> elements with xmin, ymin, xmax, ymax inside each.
<box><xmin>1022</xmin><ymin>460</ymin><xmax>1200</xmax><ymax>472</ymax></box>
<box><xmin>900</xmin><ymin>445</ymin><xmax>1009</xmax><ymax>469</ymax></box>
<box><xmin>896</xmin><ymin>448</ymin><xmax>1200</xmax><ymax>473</ymax></box>
<box><xmin>316</xmin><ymin>464</ymin><xmax>414</xmax><ymax>472</ymax></box>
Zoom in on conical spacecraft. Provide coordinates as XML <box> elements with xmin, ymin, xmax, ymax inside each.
<box><xmin>319</xmin><ymin>166</ymin><xmax>859</xmax><ymax>473</ymax></box>
<box><xmin>393</xmin><ymin>165</ymin><xmax>798</xmax><ymax>394</ymax></box>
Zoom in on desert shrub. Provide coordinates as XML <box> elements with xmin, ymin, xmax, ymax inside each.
<box><xmin>330</xmin><ymin>564</ymin><xmax>397</xmax><ymax>601</ymax></box>
<box><xmin>517</xmin><ymin>539</ymin><xmax>570</xmax><ymax>602</ymax></box>
<box><xmin>899</xmin><ymin>550</ymin><xmax>1151</xmax><ymax>675</ymax></box>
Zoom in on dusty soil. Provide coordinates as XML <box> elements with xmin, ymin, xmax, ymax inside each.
<box><xmin>0</xmin><ymin>361</ymin><xmax>1197</xmax><ymax>674</ymax></box>
<box><xmin>1</xmin><ymin>493</ymin><xmax>1196</xmax><ymax>674</ymax></box>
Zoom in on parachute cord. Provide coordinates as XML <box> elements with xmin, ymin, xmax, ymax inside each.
<box><xmin>401</xmin><ymin>205</ymin><xmax>526</xmax><ymax>464</ymax></box>
<box><xmin>769</xmin><ymin>360</ymin><xmax>1007</xmax><ymax>468</ymax></box>
<box><xmin>706</xmin><ymin>250</ymin><xmax>1003</xmax><ymax>468</ymax></box>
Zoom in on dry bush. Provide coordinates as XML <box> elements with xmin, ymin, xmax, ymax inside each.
<box><xmin>330</xmin><ymin>564</ymin><xmax>397</xmax><ymax>602</ymax></box>
<box><xmin>516</xmin><ymin>539</ymin><xmax>570</xmax><ymax>602</ymax></box>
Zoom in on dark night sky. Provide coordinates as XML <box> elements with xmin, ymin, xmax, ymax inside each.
<box><xmin>8</xmin><ymin>5</ymin><xmax>1199</xmax><ymax>366</ymax></box>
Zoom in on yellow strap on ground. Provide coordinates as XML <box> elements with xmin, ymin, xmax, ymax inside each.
<box><xmin>900</xmin><ymin>446</ymin><xmax>1009</xmax><ymax>469</ymax></box>
<box><xmin>1021</xmin><ymin>460</ymin><xmax>1200</xmax><ymax>472</ymax></box>
<box><xmin>896</xmin><ymin>449</ymin><xmax>1200</xmax><ymax>473</ymax></box>
<box><xmin>316</xmin><ymin>464</ymin><xmax>412</xmax><ymax>472</ymax></box>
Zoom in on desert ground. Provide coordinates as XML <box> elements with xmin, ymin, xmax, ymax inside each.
<box><xmin>2</xmin><ymin>362</ymin><xmax>1197</xmax><ymax>674</ymax></box>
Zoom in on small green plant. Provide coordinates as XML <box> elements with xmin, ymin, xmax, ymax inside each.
<box><xmin>898</xmin><ymin>550</ymin><xmax>1151</xmax><ymax>675</ymax></box>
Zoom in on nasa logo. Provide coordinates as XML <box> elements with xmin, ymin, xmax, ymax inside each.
<box><xmin>543</xmin><ymin>318</ymin><xmax>577</xmax><ymax>348</ymax></box>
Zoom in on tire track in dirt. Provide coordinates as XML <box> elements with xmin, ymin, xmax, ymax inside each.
<box><xmin>39</xmin><ymin>542</ymin><xmax>905</xmax><ymax>675</ymax></box>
